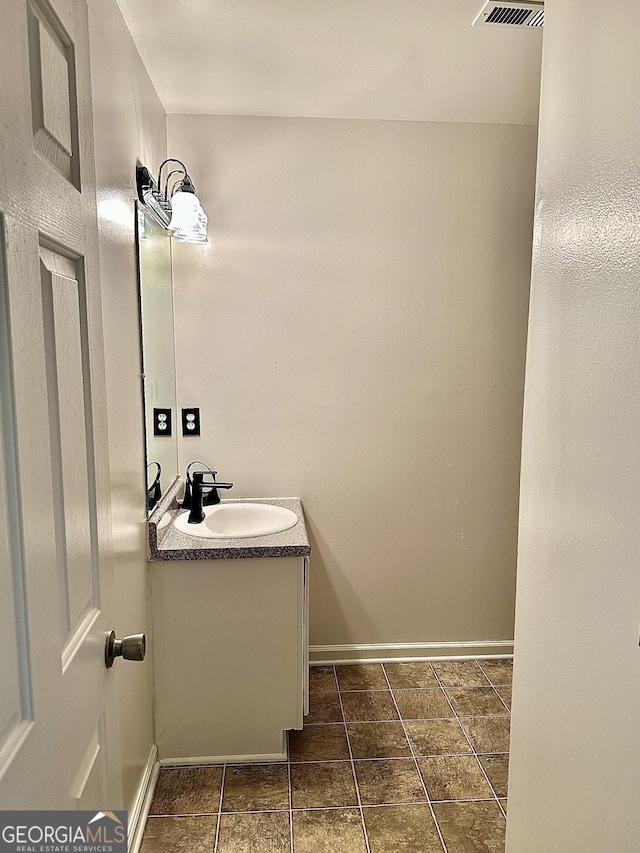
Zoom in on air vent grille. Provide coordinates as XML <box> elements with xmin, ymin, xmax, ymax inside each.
<box><xmin>486</xmin><ymin>6</ymin><xmax>531</xmax><ymax>25</ymax></box>
<box><xmin>527</xmin><ymin>9</ymin><xmax>544</xmax><ymax>27</ymax></box>
<box><xmin>473</xmin><ymin>1</ymin><xmax>544</xmax><ymax>28</ymax></box>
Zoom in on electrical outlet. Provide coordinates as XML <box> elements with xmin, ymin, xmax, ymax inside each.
<box><xmin>153</xmin><ymin>408</ymin><xmax>172</xmax><ymax>437</ymax></box>
<box><xmin>182</xmin><ymin>407</ymin><xmax>201</xmax><ymax>436</ymax></box>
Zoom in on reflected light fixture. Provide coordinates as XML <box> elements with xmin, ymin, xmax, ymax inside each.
<box><xmin>136</xmin><ymin>159</ymin><xmax>208</xmax><ymax>244</ymax></box>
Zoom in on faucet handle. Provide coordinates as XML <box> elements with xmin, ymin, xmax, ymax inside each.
<box><xmin>194</xmin><ymin>469</ymin><xmax>233</xmax><ymax>505</ymax></box>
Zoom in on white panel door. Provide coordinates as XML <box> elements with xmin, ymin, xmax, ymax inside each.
<box><xmin>0</xmin><ymin>0</ymin><xmax>122</xmax><ymax>808</ymax></box>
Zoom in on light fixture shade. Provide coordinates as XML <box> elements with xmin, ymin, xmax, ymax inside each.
<box><xmin>168</xmin><ymin>190</ymin><xmax>209</xmax><ymax>244</ymax></box>
<box><xmin>175</xmin><ymin>209</ymin><xmax>209</xmax><ymax>245</ymax></box>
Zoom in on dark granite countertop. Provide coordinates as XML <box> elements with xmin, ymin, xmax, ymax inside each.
<box><xmin>148</xmin><ymin>478</ymin><xmax>310</xmax><ymax>561</ymax></box>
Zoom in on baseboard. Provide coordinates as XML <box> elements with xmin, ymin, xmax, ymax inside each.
<box><xmin>159</xmin><ymin>751</ymin><xmax>287</xmax><ymax>767</ymax></box>
<box><xmin>309</xmin><ymin>640</ymin><xmax>514</xmax><ymax>664</ymax></box>
<box><xmin>127</xmin><ymin>745</ymin><xmax>159</xmax><ymax>853</ymax></box>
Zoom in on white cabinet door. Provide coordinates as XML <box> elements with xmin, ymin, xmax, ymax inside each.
<box><xmin>0</xmin><ymin>0</ymin><xmax>121</xmax><ymax>808</ymax></box>
<box><xmin>152</xmin><ymin>556</ymin><xmax>307</xmax><ymax>762</ymax></box>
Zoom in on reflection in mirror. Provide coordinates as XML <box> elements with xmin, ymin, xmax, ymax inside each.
<box><xmin>136</xmin><ymin>203</ymin><xmax>178</xmax><ymax>510</ymax></box>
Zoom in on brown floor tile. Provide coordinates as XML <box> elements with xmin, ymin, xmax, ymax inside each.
<box><xmin>149</xmin><ymin>766</ymin><xmax>223</xmax><ymax>815</ymax></box>
<box><xmin>500</xmin><ymin>799</ymin><xmax>507</xmax><ymax>813</ymax></box>
<box><xmin>289</xmin><ymin>724</ymin><xmax>350</xmax><ymax>762</ymax></box>
<box><xmin>404</xmin><ymin>719</ymin><xmax>472</xmax><ymax>756</ymax></box>
<box><xmin>432</xmin><ymin>801</ymin><xmax>506</xmax><ymax>852</ymax></box>
<box><xmin>335</xmin><ymin>664</ymin><xmax>388</xmax><ymax>690</ymax></box>
<box><xmin>384</xmin><ymin>662</ymin><xmax>438</xmax><ymax>689</ymax></box>
<box><xmin>445</xmin><ymin>688</ymin><xmax>506</xmax><ymax>717</ymax></box>
<box><xmin>363</xmin><ymin>804</ymin><xmax>444</xmax><ymax>853</ymax></box>
<box><xmin>355</xmin><ymin>759</ymin><xmax>426</xmax><ymax>805</ymax></box>
<box><xmin>347</xmin><ymin>721</ymin><xmax>411</xmax><ymax>759</ymax></box>
<box><xmin>292</xmin><ymin>809</ymin><xmax>367</xmax><ymax>853</ymax></box>
<box><xmin>418</xmin><ymin>755</ymin><xmax>493</xmax><ymax>801</ymax></box>
<box><xmin>477</xmin><ymin>659</ymin><xmax>513</xmax><ymax>686</ymax></box>
<box><xmin>341</xmin><ymin>690</ymin><xmax>399</xmax><ymax>722</ymax></box>
<box><xmin>217</xmin><ymin>811</ymin><xmax>290</xmax><ymax>852</ymax></box>
<box><xmin>140</xmin><ymin>816</ymin><xmax>217</xmax><ymax>853</ymax></box>
<box><xmin>304</xmin><ymin>692</ymin><xmax>343</xmax><ymax>724</ymax></box>
<box><xmin>432</xmin><ymin>661</ymin><xmax>489</xmax><ymax>687</ymax></box>
<box><xmin>309</xmin><ymin>666</ymin><xmax>337</xmax><ymax>693</ymax></box>
<box><xmin>460</xmin><ymin>717</ymin><xmax>511</xmax><ymax>754</ymax></box>
<box><xmin>222</xmin><ymin>764</ymin><xmax>289</xmax><ymax>812</ymax></box>
<box><xmin>478</xmin><ymin>755</ymin><xmax>509</xmax><ymax>799</ymax></box>
<box><xmin>393</xmin><ymin>688</ymin><xmax>453</xmax><ymax>720</ymax></box>
<box><xmin>291</xmin><ymin>761</ymin><xmax>357</xmax><ymax>809</ymax></box>
<box><xmin>495</xmin><ymin>685</ymin><xmax>512</xmax><ymax>710</ymax></box>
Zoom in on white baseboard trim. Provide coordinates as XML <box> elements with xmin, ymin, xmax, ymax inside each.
<box><xmin>159</xmin><ymin>750</ymin><xmax>287</xmax><ymax>767</ymax></box>
<box><xmin>309</xmin><ymin>640</ymin><xmax>514</xmax><ymax>664</ymax></box>
<box><xmin>128</xmin><ymin>745</ymin><xmax>159</xmax><ymax>853</ymax></box>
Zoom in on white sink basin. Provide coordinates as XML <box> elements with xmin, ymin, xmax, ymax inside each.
<box><xmin>173</xmin><ymin>502</ymin><xmax>299</xmax><ymax>539</ymax></box>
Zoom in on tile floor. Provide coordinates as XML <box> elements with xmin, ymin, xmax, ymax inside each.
<box><xmin>141</xmin><ymin>658</ymin><xmax>511</xmax><ymax>853</ymax></box>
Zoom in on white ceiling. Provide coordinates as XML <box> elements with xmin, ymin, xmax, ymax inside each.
<box><xmin>115</xmin><ymin>0</ymin><xmax>543</xmax><ymax>124</ymax></box>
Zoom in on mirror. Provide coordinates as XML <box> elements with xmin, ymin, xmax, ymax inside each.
<box><xmin>136</xmin><ymin>203</ymin><xmax>178</xmax><ymax>510</ymax></box>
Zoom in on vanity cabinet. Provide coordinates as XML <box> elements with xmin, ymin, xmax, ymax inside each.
<box><xmin>151</xmin><ymin>554</ymin><xmax>309</xmax><ymax>762</ymax></box>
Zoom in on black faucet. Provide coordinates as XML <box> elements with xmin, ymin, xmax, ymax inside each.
<box><xmin>188</xmin><ymin>470</ymin><xmax>233</xmax><ymax>524</ymax></box>
<box><xmin>181</xmin><ymin>461</ymin><xmax>217</xmax><ymax>511</ymax></box>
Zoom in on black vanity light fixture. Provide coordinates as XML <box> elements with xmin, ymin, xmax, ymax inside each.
<box><xmin>136</xmin><ymin>159</ymin><xmax>208</xmax><ymax>244</ymax></box>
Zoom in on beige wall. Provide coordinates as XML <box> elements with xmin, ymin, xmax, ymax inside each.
<box><xmin>507</xmin><ymin>2</ymin><xmax>640</xmax><ymax>850</ymax></box>
<box><xmin>87</xmin><ymin>0</ymin><xmax>166</xmax><ymax>812</ymax></box>
<box><xmin>169</xmin><ymin>114</ymin><xmax>537</xmax><ymax>654</ymax></box>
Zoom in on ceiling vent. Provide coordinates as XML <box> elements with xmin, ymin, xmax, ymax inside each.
<box><xmin>473</xmin><ymin>1</ymin><xmax>544</xmax><ymax>29</ymax></box>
